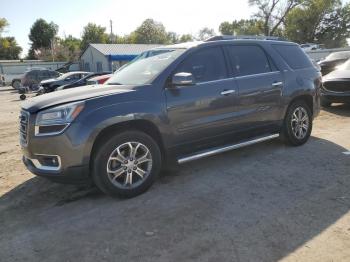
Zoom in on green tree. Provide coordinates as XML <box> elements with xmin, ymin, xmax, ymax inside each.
<box><xmin>0</xmin><ymin>37</ymin><xmax>22</xmax><ymax>59</ymax></box>
<box><xmin>0</xmin><ymin>18</ymin><xmax>9</xmax><ymax>35</ymax></box>
<box><xmin>133</xmin><ymin>19</ymin><xmax>169</xmax><ymax>44</ymax></box>
<box><xmin>28</xmin><ymin>19</ymin><xmax>58</xmax><ymax>58</ymax></box>
<box><xmin>81</xmin><ymin>23</ymin><xmax>108</xmax><ymax>50</ymax></box>
<box><xmin>197</xmin><ymin>27</ymin><xmax>215</xmax><ymax>40</ymax></box>
<box><xmin>249</xmin><ymin>0</ymin><xmax>301</xmax><ymax>36</ymax></box>
<box><xmin>179</xmin><ymin>34</ymin><xmax>193</xmax><ymax>43</ymax></box>
<box><xmin>219</xmin><ymin>19</ymin><xmax>265</xmax><ymax>35</ymax></box>
<box><xmin>0</xmin><ymin>18</ymin><xmax>22</xmax><ymax>59</ymax></box>
<box><xmin>285</xmin><ymin>0</ymin><xmax>350</xmax><ymax>47</ymax></box>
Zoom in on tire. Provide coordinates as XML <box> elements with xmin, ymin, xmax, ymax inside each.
<box><xmin>19</xmin><ymin>94</ymin><xmax>26</xmax><ymax>100</ymax></box>
<box><xmin>281</xmin><ymin>100</ymin><xmax>312</xmax><ymax>146</ymax></box>
<box><xmin>92</xmin><ymin>130</ymin><xmax>162</xmax><ymax>198</ymax></box>
<box><xmin>321</xmin><ymin>97</ymin><xmax>331</xmax><ymax>107</ymax></box>
<box><xmin>12</xmin><ymin>79</ymin><xmax>21</xmax><ymax>89</ymax></box>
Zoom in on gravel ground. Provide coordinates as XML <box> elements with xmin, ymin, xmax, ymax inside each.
<box><xmin>0</xmin><ymin>87</ymin><xmax>350</xmax><ymax>262</ymax></box>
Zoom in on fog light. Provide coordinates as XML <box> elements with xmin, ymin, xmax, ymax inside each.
<box><xmin>37</xmin><ymin>155</ymin><xmax>60</xmax><ymax>167</ymax></box>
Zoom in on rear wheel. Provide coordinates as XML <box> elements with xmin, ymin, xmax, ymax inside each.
<box><xmin>281</xmin><ymin>100</ymin><xmax>312</xmax><ymax>146</ymax></box>
<box><xmin>92</xmin><ymin>130</ymin><xmax>162</xmax><ymax>198</ymax></box>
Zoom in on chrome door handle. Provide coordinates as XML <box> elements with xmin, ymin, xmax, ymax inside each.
<box><xmin>221</xmin><ymin>89</ymin><xmax>236</xmax><ymax>95</ymax></box>
<box><xmin>272</xmin><ymin>81</ymin><xmax>283</xmax><ymax>87</ymax></box>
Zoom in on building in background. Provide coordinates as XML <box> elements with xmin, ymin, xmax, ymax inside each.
<box><xmin>80</xmin><ymin>44</ymin><xmax>160</xmax><ymax>72</ymax></box>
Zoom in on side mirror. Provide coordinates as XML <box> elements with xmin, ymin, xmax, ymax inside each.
<box><xmin>172</xmin><ymin>72</ymin><xmax>195</xmax><ymax>86</ymax></box>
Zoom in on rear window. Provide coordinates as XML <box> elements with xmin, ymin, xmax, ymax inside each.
<box><xmin>273</xmin><ymin>44</ymin><xmax>313</xmax><ymax>70</ymax></box>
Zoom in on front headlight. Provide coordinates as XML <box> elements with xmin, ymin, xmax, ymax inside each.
<box><xmin>35</xmin><ymin>101</ymin><xmax>85</xmax><ymax>136</ymax></box>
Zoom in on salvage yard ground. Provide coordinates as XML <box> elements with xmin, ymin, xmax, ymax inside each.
<box><xmin>0</xmin><ymin>86</ymin><xmax>350</xmax><ymax>262</ymax></box>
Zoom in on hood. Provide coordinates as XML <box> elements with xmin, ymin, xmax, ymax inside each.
<box><xmin>22</xmin><ymin>84</ymin><xmax>135</xmax><ymax>113</ymax></box>
<box><xmin>323</xmin><ymin>69</ymin><xmax>350</xmax><ymax>81</ymax></box>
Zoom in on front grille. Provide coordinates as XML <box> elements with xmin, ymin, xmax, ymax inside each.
<box><xmin>323</xmin><ymin>81</ymin><xmax>350</xmax><ymax>93</ymax></box>
<box><xmin>19</xmin><ymin>110</ymin><xmax>30</xmax><ymax>146</ymax></box>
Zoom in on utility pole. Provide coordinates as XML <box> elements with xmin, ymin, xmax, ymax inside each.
<box><xmin>110</xmin><ymin>20</ymin><xmax>113</xmax><ymax>43</ymax></box>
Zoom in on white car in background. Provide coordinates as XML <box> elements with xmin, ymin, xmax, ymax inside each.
<box><xmin>300</xmin><ymin>43</ymin><xmax>322</xmax><ymax>51</ymax></box>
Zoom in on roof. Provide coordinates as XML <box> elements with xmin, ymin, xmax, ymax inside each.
<box><xmin>89</xmin><ymin>44</ymin><xmax>161</xmax><ymax>56</ymax></box>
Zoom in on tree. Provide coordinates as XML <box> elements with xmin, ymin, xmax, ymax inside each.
<box><xmin>81</xmin><ymin>23</ymin><xmax>108</xmax><ymax>50</ymax></box>
<box><xmin>219</xmin><ymin>19</ymin><xmax>265</xmax><ymax>35</ymax></box>
<box><xmin>179</xmin><ymin>34</ymin><xmax>193</xmax><ymax>43</ymax></box>
<box><xmin>197</xmin><ymin>27</ymin><xmax>215</xmax><ymax>40</ymax></box>
<box><xmin>28</xmin><ymin>19</ymin><xmax>58</xmax><ymax>58</ymax></box>
<box><xmin>248</xmin><ymin>0</ymin><xmax>301</xmax><ymax>36</ymax></box>
<box><xmin>285</xmin><ymin>0</ymin><xmax>350</xmax><ymax>47</ymax></box>
<box><xmin>0</xmin><ymin>18</ymin><xmax>9</xmax><ymax>35</ymax></box>
<box><xmin>133</xmin><ymin>19</ymin><xmax>169</xmax><ymax>44</ymax></box>
<box><xmin>0</xmin><ymin>18</ymin><xmax>22</xmax><ymax>59</ymax></box>
<box><xmin>0</xmin><ymin>37</ymin><xmax>22</xmax><ymax>59</ymax></box>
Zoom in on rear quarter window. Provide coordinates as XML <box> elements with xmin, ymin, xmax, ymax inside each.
<box><xmin>273</xmin><ymin>44</ymin><xmax>313</xmax><ymax>70</ymax></box>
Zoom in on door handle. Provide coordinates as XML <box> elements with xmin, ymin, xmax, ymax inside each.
<box><xmin>272</xmin><ymin>81</ymin><xmax>283</xmax><ymax>87</ymax></box>
<box><xmin>221</xmin><ymin>89</ymin><xmax>236</xmax><ymax>96</ymax></box>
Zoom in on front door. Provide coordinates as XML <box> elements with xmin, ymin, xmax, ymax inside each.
<box><xmin>165</xmin><ymin>46</ymin><xmax>239</xmax><ymax>147</ymax></box>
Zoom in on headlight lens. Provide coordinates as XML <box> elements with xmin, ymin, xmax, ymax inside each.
<box><xmin>35</xmin><ymin>101</ymin><xmax>84</xmax><ymax>135</ymax></box>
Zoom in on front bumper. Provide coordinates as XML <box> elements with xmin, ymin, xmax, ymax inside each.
<box><xmin>321</xmin><ymin>90</ymin><xmax>350</xmax><ymax>103</ymax></box>
<box><xmin>20</xmin><ymin>111</ymin><xmax>92</xmax><ymax>184</ymax></box>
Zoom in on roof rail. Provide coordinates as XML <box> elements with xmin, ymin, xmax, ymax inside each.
<box><xmin>205</xmin><ymin>35</ymin><xmax>287</xmax><ymax>42</ymax></box>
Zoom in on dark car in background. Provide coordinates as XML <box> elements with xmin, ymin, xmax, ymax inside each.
<box><xmin>318</xmin><ymin>51</ymin><xmax>350</xmax><ymax>75</ymax></box>
<box><xmin>20</xmin><ymin>68</ymin><xmax>61</xmax><ymax>90</ymax></box>
<box><xmin>20</xmin><ymin>38</ymin><xmax>321</xmax><ymax>198</ymax></box>
<box><xmin>39</xmin><ymin>71</ymin><xmax>90</xmax><ymax>93</ymax></box>
<box><xmin>321</xmin><ymin>59</ymin><xmax>350</xmax><ymax>107</ymax></box>
<box><xmin>56</xmin><ymin>72</ymin><xmax>111</xmax><ymax>91</ymax></box>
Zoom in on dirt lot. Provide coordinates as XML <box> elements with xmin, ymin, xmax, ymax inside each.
<box><xmin>0</xmin><ymin>87</ymin><xmax>350</xmax><ymax>262</ymax></box>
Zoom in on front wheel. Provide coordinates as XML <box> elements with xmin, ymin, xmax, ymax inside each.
<box><xmin>92</xmin><ymin>130</ymin><xmax>162</xmax><ymax>198</ymax></box>
<box><xmin>281</xmin><ymin>101</ymin><xmax>312</xmax><ymax>146</ymax></box>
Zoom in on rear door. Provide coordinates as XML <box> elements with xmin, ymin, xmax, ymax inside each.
<box><xmin>225</xmin><ymin>45</ymin><xmax>283</xmax><ymax>131</ymax></box>
<box><xmin>165</xmin><ymin>46</ymin><xmax>239</xmax><ymax>146</ymax></box>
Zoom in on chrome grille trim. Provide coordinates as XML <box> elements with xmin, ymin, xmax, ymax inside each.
<box><xmin>19</xmin><ymin>110</ymin><xmax>30</xmax><ymax>146</ymax></box>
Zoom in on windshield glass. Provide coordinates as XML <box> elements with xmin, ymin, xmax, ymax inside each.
<box><xmin>105</xmin><ymin>49</ymin><xmax>185</xmax><ymax>85</ymax></box>
<box><xmin>325</xmin><ymin>51</ymin><xmax>350</xmax><ymax>61</ymax></box>
<box><xmin>56</xmin><ymin>72</ymin><xmax>75</xmax><ymax>80</ymax></box>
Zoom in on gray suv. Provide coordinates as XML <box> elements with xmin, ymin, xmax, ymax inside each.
<box><xmin>20</xmin><ymin>38</ymin><xmax>321</xmax><ymax>198</ymax></box>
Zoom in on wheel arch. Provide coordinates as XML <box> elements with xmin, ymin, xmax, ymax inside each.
<box><xmin>89</xmin><ymin>119</ymin><xmax>167</xmax><ymax>169</ymax></box>
<box><xmin>286</xmin><ymin>94</ymin><xmax>314</xmax><ymax>117</ymax></box>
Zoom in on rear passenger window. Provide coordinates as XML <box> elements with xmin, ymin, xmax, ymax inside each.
<box><xmin>175</xmin><ymin>47</ymin><xmax>227</xmax><ymax>83</ymax></box>
<box><xmin>227</xmin><ymin>45</ymin><xmax>271</xmax><ymax>77</ymax></box>
<box><xmin>273</xmin><ymin>44</ymin><xmax>313</xmax><ymax>69</ymax></box>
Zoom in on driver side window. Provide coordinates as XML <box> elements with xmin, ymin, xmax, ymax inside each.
<box><xmin>175</xmin><ymin>47</ymin><xmax>227</xmax><ymax>83</ymax></box>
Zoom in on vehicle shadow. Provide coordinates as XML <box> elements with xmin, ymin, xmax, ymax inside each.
<box><xmin>322</xmin><ymin>103</ymin><xmax>350</xmax><ymax>117</ymax></box>
<box><xmin>0</xmin><ymin>136</ymin><xmax>350</xmax><ymax>261</ymax></box>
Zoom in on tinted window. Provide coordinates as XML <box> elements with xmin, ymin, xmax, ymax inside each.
<box><xmin>175</xmin><ymin>47</ymin><xmax>227</xmax><ymax>83</ymax></box>
<box><xmin>273</xmin><ymin>44</ymin><xmax>313</xmax><ymax>69</ymax></box>
<box><xmin>226</xmin><ymin>45</ymin><xmax>271</xmax><ymax>77</ymax></box>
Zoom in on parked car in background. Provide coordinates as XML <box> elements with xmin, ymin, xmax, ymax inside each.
<box><xmin>56</xmin><ymin>72</ymin><xmax>111</xmax><ymax>90</ymax></box>
<box><xmin>321</xmin><ymin>58</ymin><xmax>350</xmax><ymax>107</ymax></box>
<box><xmin>20</xmin><ymin>68</ymin><xmax>61</xmax><ymax>90</ymax></box>
<box><xmin>0</xmin><ymin>74</ymin><xmax>5</xmax><ymax>86</ymax></box>
<box><xmin>318</xmin><ymin>51</ymin><xmax>350</xmax><ymax>75</ymax></box>
<box><xmin>300</xmin><ymin>43</ymin><xmax>321</xmax><ymax>52</ymax></box>
<box><xmin>55</xmin><ymin>62</ymin><xmax>80</xmax><ymax>73</ymax></box>
<box><xmin>20</xmin><ymin>38</ymin><xmax>321</xmax><ymax>198</ymax></box>
<box><xmin>86</xmin><ymin>74</ymin><xmax>112</xmax><ymax>85</ymax></box>
<box><xmin>39</xmin><ymin>71</ymin><xmax>90</xmax><ymax>93</ymax></box>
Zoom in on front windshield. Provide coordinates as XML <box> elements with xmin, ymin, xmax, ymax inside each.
<box><xmin>105</xmin><ymin>49</ymin><xmax>185</xmax><ymax>85</ymax></box>
<box><xmin>325</xmin><ymin>52</ymin><xmax>350</xmax><ymax>61</ymax></box>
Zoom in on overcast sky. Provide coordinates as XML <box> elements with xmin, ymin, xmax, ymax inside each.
<box><xmin>1</xmin><ymin>0</ymin><xmax>254</xmax><ymax>57</ymax></box>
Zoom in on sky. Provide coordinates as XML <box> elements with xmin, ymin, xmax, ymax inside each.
<box><xmin>0</xmin><ymin>0</ymin><xmax>253</xmax><ymax>57</ymax></box>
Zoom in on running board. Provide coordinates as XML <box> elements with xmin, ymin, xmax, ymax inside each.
<box><xmin>177</xmin><ymin>134</ymin><xmax>280</xmax><ymax>164</ymax></box>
